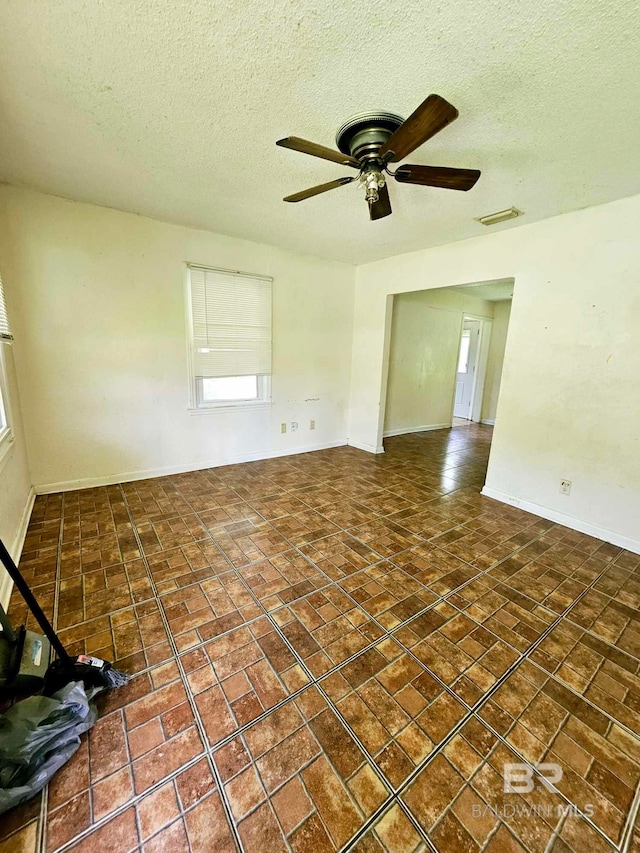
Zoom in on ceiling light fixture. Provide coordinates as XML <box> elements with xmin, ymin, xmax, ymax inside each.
<box><xmin>475</xmin><ymin>207</ymin><xmax>523</xmax><ymax>226</ymax></box>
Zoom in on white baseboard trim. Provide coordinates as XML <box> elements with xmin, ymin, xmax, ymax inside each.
<box><xmin>481</xmin><ymin>419</ymin><xmax>496</xmax><ymax>426</ymax></box>
<box><xmin>35</xmin><ymin>440</ymin><xmax>348</xmax><ymax>495</ymax></box>
<box><xmin>1</xmin><ymin>486</ymin><xmax>36</xmax><ymax>609</ymax></box>
<box><xmin>347</xmin><ymin>440</ymin><xmax>385</xmax><ymax>454</ymax></box>
<box><xmin>481</xmin><ymin>486</ymin><xmax>640</xmax><ymax>555</ymax></box>
<box><xmin>383</xmin><ymin>423</ymin><xmax>451</xmax><ymax>438</ymax></box>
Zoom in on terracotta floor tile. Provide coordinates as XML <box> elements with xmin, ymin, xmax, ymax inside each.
<box><xmin>318</xmin><ymin>499</ymin><xmax>382</xmax><ymax>529</ymax></box>
<box><xmin>487</xmin><ymin>558</ymin><xmax>589</xmax><ymax>615</ymax></box>
<box><xmin>402</xmin><ymin>717</ymin><xmax>569</xmax><ymax>853</ymax></box>
<box><xmin>7</xmin><ymin>582</ymin><xmax>55</xmax><ymax>633</ymax></box>
<box><xmin>46</xmin><ymin>663</ymin><xmax>203</xmax><ymax>848</ymax></box>
<box><xmin>20</xmin><ymin>425</ymin><xmax>640</xmax><ymax>853</ymax></box>
<box><xmin>348</xmin><ymin>519</ymin><xmax>422</xmax><ymax>559</ymax></box>
<box><xmin>287</xmin><ymin>482</ymin><xmax>346</xmax><ymax>510</ymax></box>
<box><xmin>273</xmin><ymin>586</ymin><xmax>385</xmax><ymax>677</ymax></box>
<box><xmin>300</xmin><ymin>532</ymin><xmax>383</xmax><ymax>580</ymax></box>
<box><xmin>160</xmin><ymin>573</ymin><xmax>264</xmax><ymax>651</ymax></box>
<box><xmin>59</xmin><ymin>532</ymin><xmax>131</xmax><ymax>577</ymax></box>
<box><xmin>212</xmin><ymin>520</ymin><xmax>291</xmax><ymax>567</ymax></box>
<box><xmin>15</xmin><ymin>541</ymin><xmax>58</xmax><ymax>590</ymax></box>
<box><xmin>592</xmin><ymin>562</ymin><xmax>640</xmax><ymax>609</ymax></box>
<box><xmin>566</xmin><ymin>588</ymin><xmax>640</xmax><ymax>658</ymax></box>
<box><xmin>329</xmin><ymin>475</ymin><xmax>387</xmax><ymax>500</ymax></box>
<box><xmin>391</xmin><ymin>542</ymin><xmax>482</xmax><ymax>596</ymax></box>
<box><xmin>349</xmin><ymin>803</ymin><xmax>428</xmax><ymax>852</ymax></box>
<box><xmin>182</xmin><ymin>616</ymin><xmax>309</xmax><ymax>744</ymax></box>
<box><xmin>57</xmin><ymin>599</ymin><xmax>173</xmax><ymax>673</ymax></box>
<box><xmin>237</xmin><ymin>551</ymin><xmax>330</xmax><ymax>611</ymax></box>
<box><xmin>477</xmin><ymin>659</ymin><xmax>640</xmax><ymax>846</ymax></box>
<box><xmin>338</xmin><ymin>561</ymin><xmax>439</xmax><ymax>630</ymax></box>
<box><xmin>197</xmin><ymin>501</ymin><xmax>263</xmax><ymax>536</ymax></box>
<box><xmin>322</xmin><ymin>638</ymin><xmax>467</xmax><ymax>788</ymax></box>
<box><xmin>528</xmin><ymin>619</ymin><xmax>640</xmax><ymax>734</ymax></box>
<box><xmin>447</xmin><ymin>576</ymin><xmax>558</xmax><ymax>655</ymax></box>
<box><xmin>269</xmin><ymin>509</ymin><xmax>340</xmax><ymax>547</ymax></box>
<box><xmin>249</xmin><ymin>492</ymin><xmax>311</xmax><ymax>520</ymax></box>
<box><xmin>213</xmin><ymin>686</ymin><xmax>389</xmax><ymax>851</ymax></box>
<box><xmin>393</xmin><ymin>601</ymin><xmax>521</xmax><ymax>708</ymax></box>
<box><xmin>387</xmin><ymin>502</ymin><xmax>472</xmax><ymax>540</ymax></box>
<box><xmin>0</xmin><ymin>821</ymin><xmax>39</xmax><ymax>853</ymax></box>
<box><xmin>30</xmin><ymin>492</ymin><xmax>62</xmax><ymax>522</ymax></box>
<box><xmin>0</xmin><ymin>795</ymin><xmax>41</xmax><ymax>851</ymax></box>
<box><xmin>146</xmin><ymin>540</ymin><xmax>232</xmax><ymax>594</ymax></box>
<box><xmin>57</xmin><ymin>558</ymin><xmax>153</xmax><ymax>625</ymax></box>
<box><xmin>136</xmin><ymin>513</ymin><xmax>208</xmax><ymax>555</ymax></box>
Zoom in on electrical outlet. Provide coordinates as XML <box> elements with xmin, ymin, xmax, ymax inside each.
<box><xmin>290</xmin><ymin>422</ymin><xmax>298</xmax><ymax>432</ymax></box>
<box><xmin>280</xmin><ymin>423</ymin><xmax>286</xmax><ymax>434</ymax></box>
<box><xmin>560</xmin><ymin>479</ymin><xmax>571</xmax><ymax>495</ymax></box>
<box><xmin>310</xmin><ymin>419</ymin><xmax>315</xmax><ymax>430</ymax></box>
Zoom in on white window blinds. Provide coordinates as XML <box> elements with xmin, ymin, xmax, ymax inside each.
<box><xmin>0</xmin><ymin>270</ymin><xmax>13</xmax><ymax>342</ymax></box>
<box><xmin>188</xmin><ymin>265</ymin><xmax>272</xmax><ymax>378</ymax></box>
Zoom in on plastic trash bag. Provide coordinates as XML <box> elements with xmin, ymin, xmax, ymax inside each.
<box><xmin>0</xmin><ymin>681</ymin><xmax>99</xmax><ymax>814</ymax></box>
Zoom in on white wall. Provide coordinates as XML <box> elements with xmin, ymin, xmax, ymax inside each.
<box><xmin>0</xmin><ymin>186</ymin><xmax>355</xmax><ymax>490</ymax></box>
<box><xmin>481</xmin><ymin>300</ymin><xmax>511</xmax><ymax>423</ymax></box>
<box><xmin>0</xmin><ymin>341</ymin><xmax>34</xmax><ymax>605</ymax></box>
<box><xmin>349</xmin><ymin>194</ymin><xmax>640</xmax><ymax>552</ymax></box>
<box><xmin>384</xmin><ymin>289</ymin><xmax>494</xmax><ymax>435</ymax></box>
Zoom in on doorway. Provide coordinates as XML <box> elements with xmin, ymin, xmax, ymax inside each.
<box><xmin>453</xmin><ymin>318</ymin><xmax>482</xmax><ymax>420</ymax></box>
<box><xmin>382</xmin><ymin>279</ymin><xmax>514</xmax><ymax>441</ymax></box>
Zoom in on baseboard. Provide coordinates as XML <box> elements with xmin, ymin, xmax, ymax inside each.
<box><xmin>0</xmin><ymin>486</ymin><xmax>36</xmax><ymax>609</ymax></box>
<box><xmin>347</xmin><ymin>440</ymin><xmax>385</xmax><ymax>454</ymax></box>
<box><xmin>481</xmin><ymin>486</ymin><xmax>640</xmax><ymax>554</ymax></box>
<box><xmin>34</xmin><ymin>441</ymin><xmax>348</xmax><ymax>494</ymax></box>
<box><xmin>481</xmin><ymin>419</ymin><xmax>496</xmax><ymax>426</ymax></box>
<box><xmin>383</xmin><ymin>423</ymin><xmax>451</xmax><ymax>438</ymax></box>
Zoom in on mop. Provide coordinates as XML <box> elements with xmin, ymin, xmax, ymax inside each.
<box><xmin>0</xmin><ymin>537</ymin><xmax>129</xmax><ymax>698</ymax></box>
<box><xmin>0</xmin><ymin>538</ymin><xmax>129</xmax><ymax>813</ymax></box>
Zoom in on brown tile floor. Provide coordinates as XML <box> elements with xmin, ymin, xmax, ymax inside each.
<box><xmin>4</xmin><ymin>423</ymin><xmax>640</xmax><ymax>853</ymax></box>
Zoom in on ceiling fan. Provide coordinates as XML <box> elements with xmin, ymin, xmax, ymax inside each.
<box><xmin>276</xmin><ymin>94</ymin><xmax>480</xmax><ymax>220</ymax></box>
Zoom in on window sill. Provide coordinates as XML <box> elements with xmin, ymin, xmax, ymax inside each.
<box><xmin>188</xmin><ymin>401</ymin><xmax>272</xmax><ymax>415</ymax></box>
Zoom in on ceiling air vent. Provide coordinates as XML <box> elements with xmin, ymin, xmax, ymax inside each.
<box><xmin>475</xmin><ymin>207</ymin><xmax>523</xmax><ymax>226</ymax></box>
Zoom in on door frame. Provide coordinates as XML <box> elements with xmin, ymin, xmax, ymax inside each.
<box><xmin>451</xmin><ymin>314</ymin><xmax>493</xmax><ymax>423</ymax></box>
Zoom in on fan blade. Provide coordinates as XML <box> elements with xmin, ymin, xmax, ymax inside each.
<box><xmin>277</xmin><ymin>137</ymin><xmax>360</xmax><ymax>168</ymax></box>
<box><xmin>379</xmin><ymin>95</ymin><xmax>459</xmax><ymax>163</ymax></box>
<box><xmin>284</xmin><ymin>176</ymin><xmax>356</xmax><ymax>202</ymax></box>
<box><xmin>394</xmin><ymin>164</ymin><xmax>480</xmax><ymax>191</ymax></box>
<box><xmin>369</xmin><ymin>183</ymin><xmax>392</xmax><ymax>220</ymax></box>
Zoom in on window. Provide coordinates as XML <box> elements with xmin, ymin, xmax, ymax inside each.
<box><xmin>457</xmin><ymin>330</ymin><xmax>471</xmax><ymax>374</ymax></box>
<box><xmin>187</xmin><ymin>265</ymin><xmax>272</xmax><ymax>409</ymax></box>
<box><xmin>0</xmin><ymin>269</ymin><xmax>14</xmax><ymax>459</ymax></box>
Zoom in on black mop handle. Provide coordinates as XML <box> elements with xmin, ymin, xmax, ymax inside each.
<box><xmin>0</xmin><ymin>537</ymin><xmax>73</xmax><ymax>665</ymax></box>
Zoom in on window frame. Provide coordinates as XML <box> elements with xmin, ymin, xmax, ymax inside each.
<box><xmin>185</xmin><ymin>264</ymin><xmax>273</xmax><ymax>413</ymax></box>
<box><xmin>0</xmin><ymin>343</ymin><xmax>14</xmax><ymax>469</ymax></box>
<box><xmin>195</xmin><ymin>374</ymin><xmax>271</xmax><ymax>408</ymax></box>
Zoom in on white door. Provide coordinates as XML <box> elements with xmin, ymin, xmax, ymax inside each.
<box><xmin>454</xmin><ymin>319</ymin><xmax>481</xmax><ymax>419</ymax></box>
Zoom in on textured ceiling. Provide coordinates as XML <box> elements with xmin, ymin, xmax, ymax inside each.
<box><xmin>0</xmin><ymin>0</ymin><xmax>638</xmax><ymax>265</ymax></box>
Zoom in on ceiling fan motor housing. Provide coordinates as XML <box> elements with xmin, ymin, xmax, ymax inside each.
<box><xmin>335</xmin><ymin>112</ymin><xmax>404</xmax><ymax>163</ymax></box>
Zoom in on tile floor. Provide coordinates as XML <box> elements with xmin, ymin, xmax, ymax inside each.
<box><xmin>3</xmin><ymin>423</ymin><xmax>640</xmax><ymax>853</ymax></box>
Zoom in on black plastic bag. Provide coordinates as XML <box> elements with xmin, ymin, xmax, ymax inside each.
<box><xmin>0</xmin><ymin>681</ymin><xmax>98</xmax><ymax>814</ymax></box>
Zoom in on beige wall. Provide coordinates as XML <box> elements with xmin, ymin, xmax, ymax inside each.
<box><xmin>0</xmin><ymin>186</ymin><xmax>356</xmax><ymax>490</ymax></box>
<box><xmin>349</xmin><ymin>193</ymin><xmax>640</xmax><ymax>551</ymax></box>
<box><xmin>384</xmin><ymin>289</ymin><xmax>494</xmax><ymax>435</ymax></box>
<box><xmin>481</xmin><ymin>300</ymin><xmax>512</xmax><ymax>423</ymax></box>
